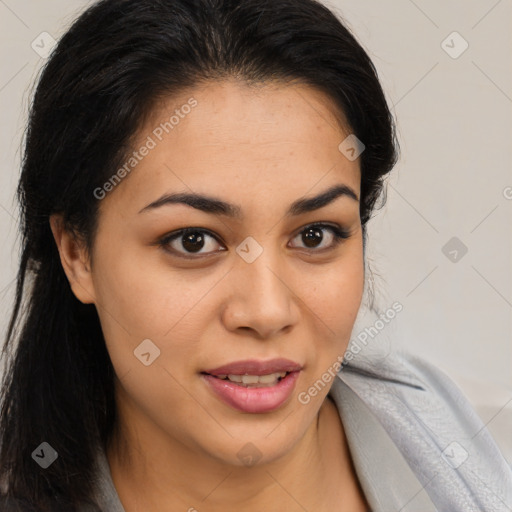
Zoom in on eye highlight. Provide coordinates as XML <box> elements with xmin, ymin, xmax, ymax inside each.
<box><xmin>157</xmin><ymin>222</ymin><xmax>351</xmax><ymax>259</ymax></box>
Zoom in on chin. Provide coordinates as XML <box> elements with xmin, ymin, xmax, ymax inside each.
<box><xmin>199</xmin><ymin>424</ymin><xmax>307</xmax><ymax>469</ymax></box>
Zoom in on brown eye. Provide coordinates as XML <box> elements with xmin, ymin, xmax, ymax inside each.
<box><xmin>180</xmin><ymin>231</ymin><xmax>206</xmax><ymax>253</ymax></box>
<box><xmin>289</xmin><ymin>223</ymin><xmax>350</xmax><ymax>251</ymax></box>
<box><xmin>160</xmin><ymin>228</ymin><xmax>225</xmax><ymax>257</ymax></box>
<box><xmin>302</xmin><ymin>226</ymin><xmax>325</xmax><ymax>248</ymax></box>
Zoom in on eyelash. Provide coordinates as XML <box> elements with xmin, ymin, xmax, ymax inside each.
<box><xmin>157</xmin><ymin>222</ymin><xmax>351</xmax><ymax>259</ymax></box>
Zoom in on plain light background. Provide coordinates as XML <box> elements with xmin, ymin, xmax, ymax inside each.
<box><xmin>0</xmin><ymin>0</ymin><xmax>511</xmax><ymax>463</ymax></box>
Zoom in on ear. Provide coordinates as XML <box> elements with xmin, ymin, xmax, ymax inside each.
<box><xmin>49</xmin><ymin>214</ymin><xmax>96</xmax><ymax>304</ymax></box>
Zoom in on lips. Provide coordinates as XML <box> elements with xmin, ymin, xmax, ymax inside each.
<box><xmin>203</xmin><ymin>358</ymin><xmax>303</xmax><ymax>376</ymax></box>
<box><xmin>201</xmin><ymin>358</ymin><xmax>303</xmax><ymax>413</ymax></box>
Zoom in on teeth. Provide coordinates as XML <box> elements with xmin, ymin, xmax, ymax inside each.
<box><xmin>257</xmin><ymin>374</ymin><xmax>279</xmax><ymax>384</ymax></box>
<box><xmin>217</xmin><ymin>372</ymin><xmax>288</xmax><ymax>386</ymax></box>
<box><xmin>241</xmin><ymin>375</ymin><xmax>259</xmax><ymax>384</ymax></box>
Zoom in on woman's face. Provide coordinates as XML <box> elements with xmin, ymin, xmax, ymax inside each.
<box><xmin>78</xmin><ymin>79</ymin><xmax>364</xmax><ymax>466</ymax></box>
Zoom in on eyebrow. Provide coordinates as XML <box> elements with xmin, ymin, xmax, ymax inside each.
<box><xmin>138</xmin><ymin>183</ymin><xmax>359</xmax><ymax>218</ymax></box>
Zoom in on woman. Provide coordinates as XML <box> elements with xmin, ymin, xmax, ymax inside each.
<box><xmin>0</xmin><ymin>0</ymin><xmax>510</xmax><ymax>510</ymax></box>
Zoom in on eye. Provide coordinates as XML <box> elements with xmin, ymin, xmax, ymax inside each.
<box><xmin>159</xmin><ymin>228</ymin><xmax>226</xmax><ymax>258</ymax></box>
<box><xmin>158</xmin><ymin>222</ymin><xmax>351</xmax><ymax>259</ymax></box>
<box><xmin>288</xmin><ymin>223</ymin><xmax>350</xmax><ymax>251</ymax></box>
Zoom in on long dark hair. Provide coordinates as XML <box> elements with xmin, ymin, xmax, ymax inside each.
<box><xmin>0</xmin><ymin>0</ymin><xmax>398</xmax><ymax>509</ymax></box>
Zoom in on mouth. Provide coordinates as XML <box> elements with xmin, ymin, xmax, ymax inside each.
<box><xmin>201</xmin><ymin>359</ymin><xmax>302</xmax><ymax>414</ymax></box>
<box><xmin>204</xmin><ymin>371</ymin><xmax>291</xmax><ymax>388</ymax></box>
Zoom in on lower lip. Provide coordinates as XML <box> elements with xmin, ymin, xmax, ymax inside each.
<box><xmin>202</xmin><ymin>371</ymin><xmax>300</xmax><ymax>413</ymax></box>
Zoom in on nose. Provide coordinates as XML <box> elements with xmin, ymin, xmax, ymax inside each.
<box><xmin>221</xmin><ymin>251</ymin><xmax>300</xmax><ymax>339</ymax></box>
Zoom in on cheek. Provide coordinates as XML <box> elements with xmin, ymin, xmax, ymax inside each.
<box><xmin>91</xmin><ymin>233</ymin><xmax>195</xmax><ymax>331</ymax></box>
<box><xmin>90</xmin><ymin>246</ymin><xmax>223</xmax><ymax>378</ymax></box>
<box><xmin>297</xmin><ymin>250</ymin><xmax>365</xmax><ymax>383</ymax></box>
<box><xmin>303</xmin><ymin>251</ymin><xmax>364</xmax><ymax>336</ymax></box>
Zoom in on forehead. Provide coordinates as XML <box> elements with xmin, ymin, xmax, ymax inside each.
<box><xmin>148</xmin><ymin>78</ymin><xmax>350</xmax><ymax>134</ymax></box>
<box><xmin>102</xmin><ymin>79</ymin><xmax>360</xmax><ymax>213</ymax></box>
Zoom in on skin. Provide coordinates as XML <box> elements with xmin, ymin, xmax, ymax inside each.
<box><xmin>51</xmin><ymin>78</ymin><xmax>369</xmax><ymax>511</ymax></box>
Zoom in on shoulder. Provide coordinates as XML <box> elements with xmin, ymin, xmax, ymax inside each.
<box><xmin>331</xmin><ymin>349</ymin><xmax>512</xmax><ymax>511</ymax></box>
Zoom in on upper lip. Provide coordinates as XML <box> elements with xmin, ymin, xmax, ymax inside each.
<box><xmin>203</xmin><ymin>358</ymin><xmax>303</xmax><ymax>376</ymax></box>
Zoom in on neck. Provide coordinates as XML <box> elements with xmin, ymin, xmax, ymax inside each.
<box><xmin>107</xmin><ymin>394</ymin><xmax>368</xmax><ymax>511</ymax></box>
